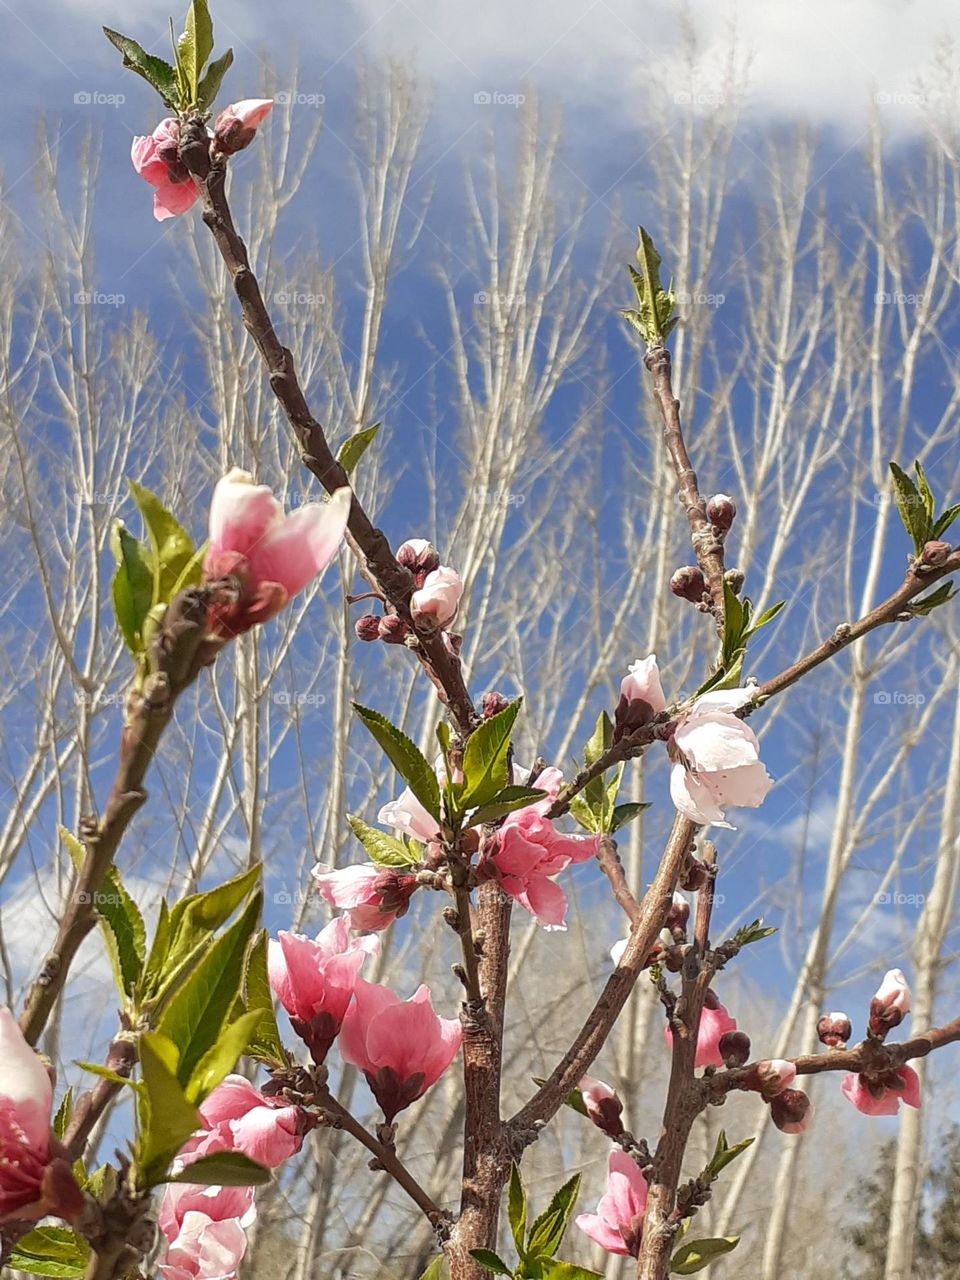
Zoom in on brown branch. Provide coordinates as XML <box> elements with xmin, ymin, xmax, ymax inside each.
<box><xmin>597</xmin><ymin>835</ymin><xmax>642</xmax><ymax>924</ymax></box>
<box><xmin>178</xmin><ymin>123</ymin><xmax>477</xmax><ymax>739</ymax></box>
<box><xmin>64</xmin><ymin>1034</ymin><xmax>138</xmax><ymax>1160</ymax></box>
<box><xmin>19</xmin><ymin>589</ymin><xmax>214</xmax><ymax>1045</ymax></box>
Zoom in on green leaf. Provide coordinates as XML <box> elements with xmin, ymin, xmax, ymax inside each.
<box><xmin>743</xmin><ymin>599</ymin><xmax>786</xmax><ymax>642</ymax></box>
<box><xmin>507</xmin><ymin>1162</ymin><xmax>527</xmax><ymax>1255</ymax></box>
<box><xmin>61</xmin><ymin>826</ymin><xmax>145</xmax><ymax>998</ymax></box>
<box><xmin>909</xmin><ymin>581</ymin><xmax>957</xmax><ymax>616</ymax></box>
<box><xmin>137</xmin><ymin>1032</ymin><xmax>201</xmax><ymax>1188</ymax></box>
<box><xmin>569</xmin><ymin>793</ymin><xmax>600</xmax><ymax>835</ymax></box>
<box><xmin>164</xmin><ymin>1149</ymin><xmax>272</xmax><ymax>1187</ymax></box>
<box><xmin>178</xmin><ymin>0</ymin><xmax>214</xmax><ymax>102</ymax></box>
<box><xmin>157</xmin><ymin>891</ymin><xmax>262</xmax><ymax>1090</ymax></box>
<box><xmin>459</xmin><ymin>699</ymin><xmax>522</xmax><ymax>810</ymax></box>
<box><xmin>621</xmin><ymin>227</ymin><xmax>676</xmax><ymax>346</ymax></box>
<box><xmin>337</xmin><ymin>423</ymin><xmax>381</xmax><ymax>476</ymax></box>
<box><xmin>890</xmin><ymin>462</ymin><xmax>931</xmax><ymax>553</ymax></box>
<box><xmin>540</xmin><ymin>1263</ymin><xmax>603</xmax><ymax>1280</ymax></box>
<box><xmin>721</xmin><ymin>579</ymin><xmax>745</xmax><ymax>665</ymax></box>
<box><xmin>583</xmin><ymin>710</ymin><xmax>613</xmax><ymax>768</ymax></box>
<box><xmin>531</xmin><ymin>1076</ymin><xmax>589</xmax><ymax>1118</ymax></box>
<box><xmin>128</xmin><ymin>480</ymin><xmax>200</xmax><ymax>609</ymax></box>
<box><xmin>102</xmin><ymin>28</ymin><xmax>180</xmax><ymax>108</ymax></box>
<box><xmin>354</xmin><ymin>704</ymin><xmax>441</xmax><ymax>819</ymax></box>
<box><xmin>915</xmin><ymin>460</ymin><xmax>935</xmax><ymax>524</ymax></box>
<box><xmin>166</xmin><ymin>864</ymin><xmax>263</xmax><ymax>964</ymax></box>
<box><xmin>419</xmin><ymin>1258</ymin><xmax>447</xmax><ymax>1280</ymax></box>
<box><xmin>469</xmin><ymin>1250</ymin><xmax>511</xmax><ymax>1277</ymax></box>
<box><xmin>670</xmin><ymin>1236</ymin><xmax>740</xmax><ymax>1274</ymax></box>
<box><xmin>732</xmin><ymin>918</ymin><xmax>777</xmax><ymax>948</ymax></box>
<box><xmin>348</xmin><ymin>814</ymin><xmax>423</xmax><ymax>867</ymax></box>
<box><xmin>197</xmin><ymin>46</ymin><xmax>235</xmax><ymax>110</ymax></box>
<box><xmin>468</xmin><ymin>785</ymin><xmax>547</xmax><ymax>826</ymax></box>
<box><xmin>185</xmin><ymin>1009</ymin><xmax>263</xmax><ymax>1104</ymax></box>
<box><xmin>704</xmin><ymin>1131</ymin><xmax>754</xmax><ymax>1181</ymax></box>
<box><xmin>8</xmin><ymin>1227</ymin><xmax>90</xmax><ymax>1278</ymax></box>
<box><xmin>111</xmin><ymin>521</ymin><xmax>154</xmax><ymax>654</ymax></box>
<box><xmin>74</xmin><ymin>1061</ymin><xmax>141</xmax><ymax>1092</ymax></box>
<box><xmin>609</xmin><ymin>801</ymin><xmax>650</xmax><ymax>833</ymax></box>
<box><xmin>932</xmin><ymin>503</ymin><xmax>960</xmax><ymax>539</ymax></box>
<box><xmin>526</xmin><ymin>1173</ymin><xmax>581</xmax><ymax>1259</ymax></box>
<box><xmin>53</xmin><ymin>1090</ymin><xmax>72</xmax><ymax>1141</ymax></box>
<box><xmin>237</xmin><ymin>930</ymin><xmax>286</xmax><ymax>1065</ymax></box>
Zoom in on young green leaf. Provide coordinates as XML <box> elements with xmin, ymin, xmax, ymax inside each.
<box><xmin>102</xmin><ymin>28</ymin><xmax>180</xmax><ymax>108</ymax></box>
<box><xmin>583</xmin><ymin>709</ymin><xmax>613</xmax><ymax>768</ymax></box>
<box><xmin>459</xmin><ymin>698</ymin><xmax>521</xmax><ymax>809</ymax></box>
<box><xmin>507</xmin><ymin>1162</ymin><xmax>527</xmax><ymax>1255</ymax></box>
<box><xmin>467</xmin><ymin>785</ymin><xmax>546</xmax><ymax>826</ymax></box>
<box><xmin>336</xmin><ymin>423</ymin><xmax>381</xmax><ymax>475</ymax></box>
<box><xmin>236</xmin><ymin>930</ymin><xmax>286</xmax><ymax>1065</ymax></box>
<box><xmin>178</xmin><ymin>0</ymin><xmax>214</xmax><ymax>102</ymax></box>
<box><xmin>197</xmin><ymin>47</ymin><xmax>234</xmax><ymax>111</ymax></box>
<box><xmin>526</xmin><ymin>1172</ymin><xmax>582</xmax><ymax>1259</ymax></box>
<box><xmin>932</xmin><ymin>503</ymin><xmax>960</xmax><ymax>540</ymax></box>
<box><xmin>621</xmin><ymin>227</ymin><xmax>677</xmax><ymax>346</ymax></box>
<box><xmin>53</xmin><ymin>1090</ymin><xmax>73</xmax><ymax>1141</ymax></box>
<box><xmin>164</xmin><ymin>1149</ymin><xmax>271</xmax><ymax>1187</ymax></box>
<box><xmin>609</xmin><ymin>801</ymin><xmax>650</xmax><ymax>833</ymax></box>
<box><xmin>731</xmin><ymin>918</ymin><xmax>777</xmax><ymax>948</ymax></box>
<box><xmin>166</xmin><ymin>864</ymin><xmax>262</xmax><ymax>963</ymax></box>
<box><xmin>137</xmin><ymin>1032</ymin><xmax>201</xmax><ymax>1188</ymax></box>
<box><xmin>670</xmin><ymin>1235</ymin><xmax>740</xmax><ymax>1274</ymax></box>
<box><xmin>909</xmin><ymin>581</ymin><xmax>957</xmax><ymax>616</ymax></box>
<box><xmin>468</xmin><ymin>1250</ymin><xmax>511</xmax><ymax>1277</ymax></box>
<box><xmin>347</xmin><ymin>814</ymin><xmax>422</xmax><ymax>867</ymax></box>
<box><xmin>418</xmin><ymin>1258</ymin><xmax>447</xmax><ymax>1280</ymax></box>
<box><xmin>8</xmin><ymin>1226</ymin><xmax>91</xmax><ymax>1279</ymax></box>
<box><xmin>128</xmin><ymin>479</ymin><xmax>201</xmax><ymax>608</ymax></box>
<box><xmin>569</xmin><ymin>793</ymin><xmax>600</xmax><ymax>834</ymax></box>
<box><xmin>60</xmin><ymin>827</ymin><xmax>146</xmax><ymax>998</ymax></box>
<box><xmin>354</xmin><ymin>704</ymin><xmax>441</xmax><ymax>818</ymax></box>
<box><xmin>74</xmin><ymin>1062</ymin><xmax>141</xmax><ymax>1092</ymax></box>
<box><xmin>111</xmin><ymin>522</ymin><xmax>154</xmax><ymax>654</ymax></box>
<box><xmin>890</xmin><ymin>462</ymin><xmax>931</xmax><ymax>553</ymax></box>
<box><xmin>540</xmin><ymin>1263</ymin><xmax>603</xmax><ymax>1280</ymax></box>
<box><xmin>185</xmin><ymin>1009</ymin><xmax>263</xmax><ymax>1104</ymax></box>
<box><xmin>915</xmin><ymin>459</ymin><xmax>935</xmax><ymax>524</ymax></box>
<box><xmin>705</xmin><ymin>1131</ymin><xmax>754</xmax><ymax>1181</ymax></box>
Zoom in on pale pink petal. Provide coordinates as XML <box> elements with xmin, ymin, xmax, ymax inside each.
<box><xmin>511</xmin><ymin>874</ymin><xmax>569</xmax><ymax>930</ymax></box>
<box><xmin>247</xmin><ymin>487</ymin><xmax>350</xmax><ymax>597</ymax></box>
<box><xmin>575</xmin><ymin>1211</ymin><xmax>630</xmax><ymax>1256</ymax></box>
<box><xmin>0</xmin><ymin>1007</ymin><xmax>53</xmax><ymax>1152</ymax></box>
<box><xmin>208</xmin><ymin>469</ymin><xmax>282</xmax><ymax>556</ymax></box>
<box><xmin>669</xmin><ymin>763</ymin><xmax>729</xmax><ymax>827</ymax></box>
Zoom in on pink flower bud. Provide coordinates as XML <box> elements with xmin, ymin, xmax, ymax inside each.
<box><xmin>664</xmin><ymin>891</ymin><xmax>690</xmax><ymax>935</ymax></box>
<box><xmin>770</xmin><ymin>1087</ymin><xmax>814</xmax><ymax>1134</ymax></box>
<box><xmin>706</xmin><ymin>493</ymin><xmax>737</xmax><ymax>536</ymax></box>
<box><xmin>575</xmin><ymin>1149</ymin><xmax>648</xmax><ymax>1258</ymax></box>
<box><xmin>920</xmin><ymin>539</ymin><xmax>951</xmax><ymax>566</ymax></box>
<box><xmin>312</xmin><ymin>864</ymin><xmax>418</xmax><ymax>931</ymax></box>
<box><xmin>719</xmin><ymin>1030</ymin><xmax>751</xmax><ymax>1067</ymax></box>
<box><xmin>753</xmin><ymin>1059</ymin><xmax>797</xmax><ymax>1097</ymax></box>
<box><xmin>841</xmin><ymin>1066</ymin><xmax>920</xmax><ymax>1116</ymax></box>
<box><xmin>410</xmin><ymin>565</ymin><xmax>463</xmax><ymax>629</ymax></box>
<box><xmin>268</xmin><ymin>918</ymin><xmax>379</xmax><ymax>1064</ymax></box>
<box><xmin>868</xmin><ymin>968</ymin><xmax>911</xmax><ymax>1037</ymax></box>
<box><xmin>377</xmin><ymin>614</ymin><xmax>411</xmax><ymax>644</ymax></box>
<box><xmin>187</xmin><ymin>1075</ymin><xmax>304</xmax><ymax>1168</ymax></box>
<box><xmin>615</xmin><ymin>655</ymin><xmax>667</xmax><ymax>741</ymax></box>
<box><xmin>817</xmin><ymin>1011</ymin><xmax>852</xmax><ymax>1047</ymax></box>
<box><xmin>579</xmin><ymin>1076</ymin><xmax>625</xmax><ymax>1139</ymax></box>
<box><xmin>212</xmin><ymin>99</ymin><xmax>273</xmax><ymax>154</ymax></box>
<box><xmin>130</xmin><ymin>118</ymin><xmax>199</xmax><ymax>221</ymax></box>
<box><xmin>396</xmin><ymin>538</ymin><xmax>440</xmax><ymax>578</ymax></box>
<box><xmin>482</xmin><ymin>692</ymin><xmax>510</xmax><ymax>719</ymax></box>
<box><xmin>354</xmin><ymin>614</ymin><xmax>382</xmax><ymax>642</ymax></box>
<box><xmin>670</xmin><ymin>565</ymin><xmax>707</xmax><ymax>603</ymax></box>
<box><xmin>338</xmin><ymin>979</ymin><xmax>462</xmax><ymax>1120</ymax></box>
<box><xmin>158</xmin><ymin>1180</ymin><xmax>255</xmax><ymax>1280</ymax></box>
<box><xmin>665</xmin><ymin>995</ymin><xmax>738</xmax><ymax>1069</ymax></box>
<box><xmin>204</xmin><ymin>469</ymin><xmax>350</xmax><ymax>637</ymax></box>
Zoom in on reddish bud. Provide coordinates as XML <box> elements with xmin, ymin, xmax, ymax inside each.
<box><xmin>868</xmin><ymin>969</ymin><xmax>911</xmax><ymax>1039</ymax></box>
<box><xmin>378</xmin><ymin>615</ymin><xmax>411</xmax><ymax>644</ymax></box>
<box><xmin>354</xmin><ymin>614</ymin><xmax>382</xmax><ymax>642</ymax></box>
<box><xmin>920</xmin><ymin>539</ymin><xmax>951</xmax><ymax>567</ymax></box>
<box><xmin>770</xmin><ymin>1088</ymin><xmax>813</xmax><ymax>1134</ymax></box>
<box><xmin>579</xmin><ymin>1076</ymin><xmax>625</xmax><ymax>1139</ymax></box>
<box><xmin>396</xmin><ymin>537</ymin><xmax>441</xmax><ymax>577</ymax></box>
<box><xmin>670</xmin><ymin>565</ymin><xmax>707</xmax><ymax>603</ymax></box>
<box><xmin>680</xmin><ymin>858</ymin><xmax>710</xmax><ymax>892</ymax></box>
<box><xmin>706</xmin><ymin>493</ymin><xmax>737</xmax><ymax>535</ymax></box>
<box><xmin>482</xmin><ymin>692</ymin><xmax>510</xmax><ymax>719</ymax></box>
<box><xmin>752</xmin><ymin>1059</ymin><xmax>797</xmax><ymax>1097</ymax></box>
<box><xmin>817</xmin><ymin>1011</ymin><xmax>852</xmax><ymax>1047</ymax></box>
<box><xmin>719</xmin><ymin>1030</ymin><xmax>751</xmax><ymax>1067</ymax></box>
<box><xmin>212</xmin><ymin>99</ymin><xmax>274</xmax><ymax>155</ymax></box>
<box><xmin>664</xmin><ymin>891</ymin><xmax>690</xmax><ymax>936</ymax></box>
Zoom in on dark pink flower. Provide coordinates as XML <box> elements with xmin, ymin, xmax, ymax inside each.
<box><xmin>130</xmin><ymin>118</ymin><xmax>199</xmax><ymax>221</ymax></box>
<box><xmin>575</xmin><ymin>1149</ymin><xmax>648</xmax><ymax>1257</ymax></box>
<box><xmin>338</xmin><ymin>980</ymin><xmax>462</xmax><ymax>1120</ymax></box>
<box><xmin>312</xmin><ymin>863</ymin><xmax>419</xmax><ymax>931</ymax></box>
<box><xmin>841</xmin><ymin>1066</ymin><xmax>921</xmax><ymax>1116</ymax></box>
<box><xmin>185</xmin><ymin>1076</ymin><xmax>303</xmax><ymax>1168</ymax></box>
<box><xmin>665</xmin><ymin>995</ymin><xmax>738</xmax><ymax>1069</ymax></box>
<box><xmin>485</xmin><ymin>802</ymin><xmax>599</xmax><ymax>931</ymax></box>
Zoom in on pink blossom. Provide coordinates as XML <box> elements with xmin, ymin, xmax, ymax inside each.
<box><xmin>181</xmin><ymin>1076</ymin><xmax>303</xmax><ymax>1169</ymax></box>
<box><xmin>377</xmin><ymin>787</ymin><xmax>441</xmax><ymax>844</ymax></box>
<box><xmin>213</xmin><ymin>99</ymin><xmax>273</xmax><ymax>154</ymax></box>
<box><xmin>158</xmin><ymin>1182</ymin><xmax>255</xmax><ymax>1280</ymax></box>
<box><xmin>0</xmin><ymin>1007</ymin><xmax>82</xmax><ymax>1223</ymax></box>
<box><xmin>869</xmin><ymin>968</ymin><xmax>912</xmax><ymax>1036</ymax></box>
<box><xmin>668</xmin><ymin>688</ymin><xmax>773</xmax><ymax>828</ymax></box>
<box><xmin>771</xmin><ymin>1088</ymin><xmax>814</xmax><ymax>1133</ymax></box>
<box><xmin>312</xmin><ymin>863</ymin><xmax>418</xmax><ymax>931</ymax></box>
<box><xmin>410</xmin><ymin>565</ymin><xmax>463</xmax><ymax>629</ymax></box>
<box><xmin>396</xmin><ymin>538</ymin><xmax>439</xmax><ymax>578</ymax></box>
<box><xmin>841</xmin><ymin>1067</ymin><xmax>921</xmax><ymax>1117</ymax></box>
<box><xmin>575</xmin><ymin>1149</ymin><xmax>648</xmax><ymax>1258</ymax></box>
<box><xmin>338</xmin><ymin>980</ymin><xmax>462</xmax><ymax>1120</ymax></box>
<box><xmin>753</xmin><ymin>1059</ymin><xmax>797</xmax><ymax>1097</ymax></box>
<box><xmin>204</xmin><ymin>468</ymin><xmax>350</xmax><ymax>636</ymax></box>
<box><xmin>485</xmin><ymin>804</ymin><xmax>599</xmax><ymax>930</ymax></box>
<box><xmin>579</xmin><ymin>1076</ymin><xmax>624</xmax><ymax>1138</ymax></box>
<box><xmin>268</xmin><ymin>919</ymin><xmax>379</xmax><ymax>1062</ymax></box>
<box><xmin>665</xmin><ymin>995</ymin><xmax>738</xmax><ymax>1069</ymax></box>
<box><xmin>615</xmin><ymin>655</ymin><xmax>667</xmax><ymax>740</ymax></box>
<box><xmin>130</xmin><ymin>118</ymin><xmax>199</xmax><ymax>222</ymax></box>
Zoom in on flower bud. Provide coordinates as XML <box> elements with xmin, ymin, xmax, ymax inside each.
<box><xmin>723</xmin><ymin>567</ymin><xmax>745</xmax><ymax>595</ymax></box>
<box><xmin>354</xmin><ymin>614</ymin><xmax>382</xmax><ymax>642</ymax></box>
<box><xmin>615</xmin><ymin>655</ymin><xmax>667</xmax><ymax>741</ymax></box>
<box><xmin>396</xmin><ymin>538</ymin><xmax>441</xmax><ymax>579</ymax></box>
<box><xmin>770</xmin><ymin>1087</ymin><xmax>813</xmax><ymax>1134</ymax></box>
<box><xmin>670</xmin><ymin>565</ymin><xmax>707</xmax><ymax>603</ymax></box>
<box><xmin>680</xmin><ymin>858</ymin><xmax>710</xmax><ymax>892</ymax></box>
<box><xmin>664</xmin><ymin>891</ymin><xmax>690</xmax><ymax>936</ymax></box>
<box><xmin>920</xmin><ymin>539</ymin><xmax>951</xmax><ymax>567</ymax></box>
<box><xmin>753</xmin><ymin>1059</ymin><xmax>797</xmax><ymax>1097</ymax></box>
<box><xmin>482</xmin><ymin>692</ymin><xmax>510</xmax><ymax>719</ymax></box>
<box><xmin>868</xmin><ymin>968</ymin><xmax>911</xmax><ymax>1038</ymax></box>
<box><xmin>579</xmin><ymin>1076</ymin><xmax>625</xmax><ymax>1139</ymax></box>
<box><xmin>212</xmin><ymin>99</ymin><xmax>274</xmax><ymax>155</ymax></box>
<box><xmin>718</xmin><ymin>1030</ymin><xmax>751</xmax><ymax>1067</ymax></box>
<box><xmin>378</xmin><ymin>615</ymin><xmax>411</xmax><ymax>644</ymax></box>
<box><xmin>817</xmin><ymin>1011</ymin><xmax>852</xmax><ymax>1047</ymax></box>
<box><xmin>411</xmin><ymin>566</ymin><xmax>463</xmax><ymax>630</ymax></box>
<box><xmin>706</xmin><ymin>493</ymin><xmax>737</xmax><ymax>536</ymax></box>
